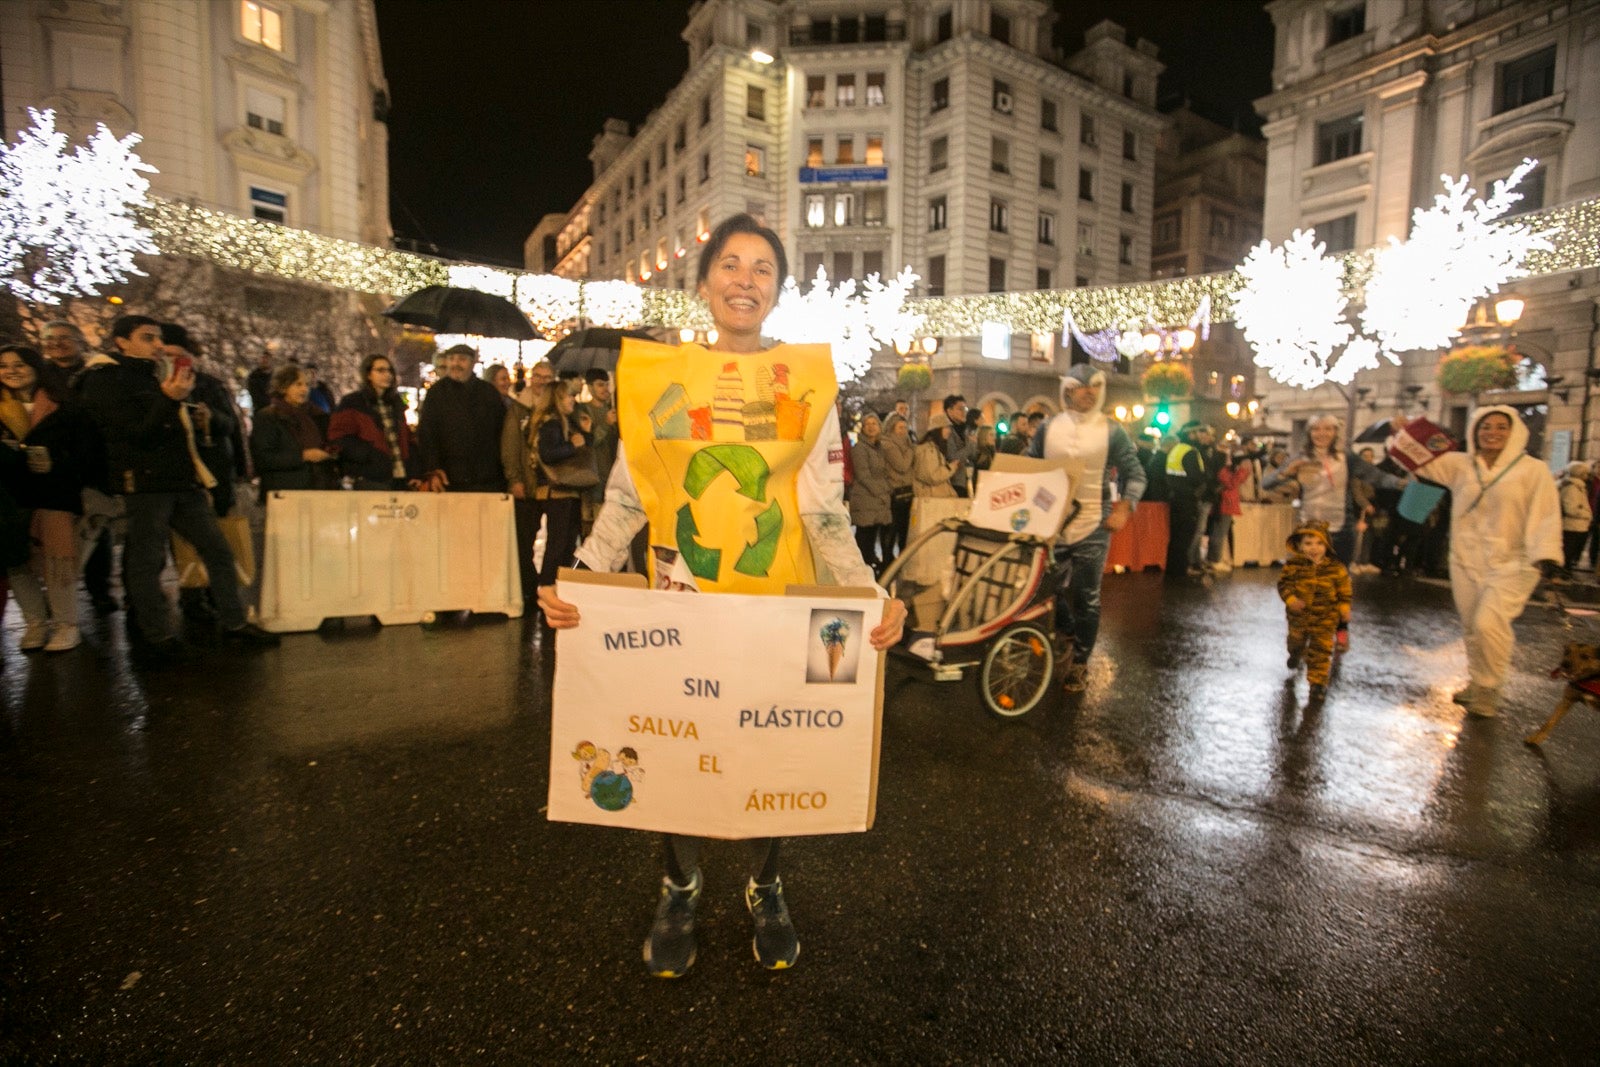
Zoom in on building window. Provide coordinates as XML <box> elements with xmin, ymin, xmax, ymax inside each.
<box><xmin>245</xmin><ymin>87</ymin><xmax>286</xmax><ymax>136</ymax></box>
<box><xmin>700</xmin><ymin>93</ymin><xmax>712</xmax><ymax>127</ymax></box>
<box><xmin>746</xmin><ymin>85</ymin><xmax>765</xmax><ymax>121</ymax></box>
<box><xmin>696</xmin><ymin>208</ymin><xmax>711</xmax><ymax>237</ymax></box>
<box><xmin>626</xmin><ymin>174</ymin><xmax>635</xmax><ymax>199</ymax></box>
<box><xmin>658</xmin><ymin>143</ymin><xmax>668</xmax><ymax>169</ymax></box>
<box><xmin>807</xmin><ymin>138</ymin><xmax>824</xmax><ymax>167</ymax></box>
<box><xmin>1155</xmin><ymin>214</ymin><xmax>1178</xmax><ymax>246</ymax></box>
<box><xmin>865</xmin><ymin>14</ymin><xmax>887</xmax><ymax>42</ymax></box>
<box><xmin>929</xmin><ymin>196</ymin><xmax>947</xmax><ymax>232</ymax></box>
<box><xmin>675</xmin><ymin>174</ymin><xmax>686</xmax><ymax>204</ymax></box>
<box><xmin>991</xmin><ymin>136</ymin><xmax>1009</xmax><ymax>174</ymax></box>
<box><xmin>1122</xmin><ymin>129</ymin><xmax>1137</xmax><ymax>161</ymax></box>
<box><xmin>836</xmin><ymin>136</ymin><xmax>855</xmax><ymax>165</ymax></box>
<box><xmin>1316</xmin><ymin>213</ymin><xmax>1357</xmax><ymax>253</ymax></box>
<box><xmin>1040</xmin><ymin>153</ymin><xmax>1057</xmax><ymax>190</ymax></box>
<box><xmin>1041</xmin><ymin>98</ymin><xmax>1058</xmax><ymax>132</ymax></box>
<box><xmin>836</xmin><ymin>74</ymin><xmax>856</xmax><ymax>108</ymax></box>
<box><xmin>657</xmin><ymin>237</ymin><xmax>670</xmax><ymax>269</ymax></box>
<box><xmin>642</xmin><ymin>158</ymin><xmax>650</xmax><ymax>185</ymax></box>
<box><xmin>656</xmin><ymin>189</ymin><xmax>667</xmax><ymax>220</ymax></box>
<box><xmin>936</xmin><ymin>9</ymin><xmax>952</xmax><ymax>43</ymax></box>
<box><xmin>1080</xmin><ymin>114</ymin><xmax>1097</xmax><ymax>147</ymax></box>
<box><xmin>674</xmin><ymin>122</ymin><xmax>687</xmax><ymax>151</ymax></box>
<box><xmin>804</xmin><ymin>252</ymin><xmax>825</xmax><ymax>280</ymax></box>
<box><xmin>1498</xmin><ymin>46</ymin><xmax>1556</xmax><ymax>113</ymax></box>
<box><xmin>927</xmin><ymin>254</ymin><xmax>945</xmax><ymax>296</ymax></box>
<box><xmin>866</xmin><ymin>72</ymin><xmax>886</xmax><ymax>107</ymax></box>
<box><xmin>807</xmin><ymin>75</ymin><xmax>826</xmax><ymax>109</ymax></box>
<box><xmin>988</xmin><ymin>258</ymin><xmax>1007</xmax><ymax>293</ymax></box>
<box><xmin>1039</xmin><ymin>211</ymin><xmax>1055</xmax><ymax>246</ymax></box>
<box><xmin>834</xmin><ymin>251</ymin><xmax>853</xmax><ymax>281</ymax></box>
<box><xmin>598</xmin><ymin>201</ymin><xmax>607</xmax><ymax>225</ymax></box>
<box><xmin>1210</xmin><ymin>211</ymin><xmax>1233</xmax><ymax>238</ymax></box>
<box><xmin>834</xmin><ymin>193</ymin><xmax>855</xmax><ymax>227</ymax></box>
<box><xmin>863</xmin><ymin>250</ymin><xmax>884</xmax><ymax>278</ymax></box>
<box><xmin>930</xmin><ymin>135</ymin><xmax>948</xmax><ymax>172</ymax></box>
<box><xmin>1118</xmin><ymin>233</ymin><xmax>1133</xmax><ymax>265</ymax></box>
<box><xmin>1315</xmin><ymin>113</ymin><xmax>1363</xmax><ymax>164</ymax></box>
<box><xmin>806</xmin><ymin>194</ymin><xmax>826</xmax><ymax>228</ymax></box>
<box><xmin>863</xmin><ymin>188</ymin><xmax>886</xmax><ymax>226</ymax></box>
<box><xmin>1123</xmin><ymin>73</ymin><xmax>1135</xmax><ymax>98</ymax></box>
<box><xmin>1076</xmin><ymin>275</ymin><xmax>1090</xmax><ymax>288</ymax></box>
<box><xmin>625</xmin><ymin>219</ymin><xmax>635</xmax><ymax>244</ymax></box>
<box><xmin>1120</xmin><ymin>181</ymin><xmax>1135</xmax><ymax>213</ymax></box>
<box><xmin>1036</xmin><ymin>267</ymin><xmax>1052</xmax><ymax>290</ymax></box>
<box><xmin>1327</xmin><ymin>5</ymin><xmax>1365</xmax><ymax>46</ymax></box>
<box><xmin>240</xmin><ymin>0</ymin><xmax>284</xmax><ymax>51</ymax></box>
<box><xmin>699</xmin><ymin>152</ymin><xmax>711</xmax><ymax>183</ymax></box>
<box><xmin>1077</xmin><ymin>221</ymin><xmax>1095</xmax><ymax>257</ymax></box>
<box><xmin>248</xmin><ymin>184</ymin><xmax>287</xmax><ymax>223</ymax></box>
<box><xmin>747</xmin><ymin>19</ymin><xmax>768</xmax><ymax>48</ymax></box>
<box><xmin>931</xmin><ymin>76</ymin><xmax>949</xmax><ymax>112</ymax></box>
<box><xmin>865</xmin><ymin>134</ymin><xmax>885</xmax><ymax>166</ymax></box>
<box><xmin>989</xmin><ymin>199</ymin><xmax>1008</xmax><ymax>233</ymax></box>
<box><xmin>990</xmin><ymin>11</ymin><xmax>1010</xmax><ymax>45</ymax></box>
<box><xmin>1078</xmin><ymin>167</ymin><xmax>1094</xmax><ymax>201</ymax></box>
<box><xmin>744</xmin><ymin>144</ymin><xmax>765</xmax><ymax>177</ymax></box>
<box><xmin>993</xmin><ymin>79</ymin><xmax>1013</xmax><ymax>114</ymax></box>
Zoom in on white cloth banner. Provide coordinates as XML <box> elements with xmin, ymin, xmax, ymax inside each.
<box><xmin>548</xmin><ymin>574</ymin><xmax>885</xmax><ymax>839</ymax></box>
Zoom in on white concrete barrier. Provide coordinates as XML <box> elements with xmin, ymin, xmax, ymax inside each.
<box><xmin>258</xmin><ymin>491</ymin><xmax>524</xmax><ymax>632</ymax></box>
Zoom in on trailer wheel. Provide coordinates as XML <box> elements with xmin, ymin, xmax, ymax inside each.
<box><xmin>979</xmin><ymin>623</ymin><xmax>1054</xmax><ymax>718</ymax></box>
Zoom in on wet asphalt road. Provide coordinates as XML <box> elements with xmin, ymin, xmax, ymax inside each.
<box><xmin>2</xmin><ymin>567</ymin><xmax>1598</xmax><ymax>1064</ymax></box>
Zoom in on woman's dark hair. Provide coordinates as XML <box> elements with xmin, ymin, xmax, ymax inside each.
<box><xmin>160</xmin><ymin>321</ymin><xmax>202</xmax><ymax>356</ymax></box>
<box><xmin>0</xmin><ymin>344</ymin><xmax>69</xmax><ymax>404</ymax></box>
<box><xmin>270</xmin><ymin>364</ymin><xmax>306</xmax><ymax>399</ymax></box>
<box><xmin>360</xmin><ymin>353</ymin><xmax>397</xmax><ymax>397</ymax></box>
<box><xmin>696</xmin><ymin>213</ymin><xmax>787</xmax><ymax>286</ymax></box>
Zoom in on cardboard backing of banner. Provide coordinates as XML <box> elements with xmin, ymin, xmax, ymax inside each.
<box><xmin>547</xmin><ymin>569</ymin><xmax>885</xmax><ymax>839</ymax></box>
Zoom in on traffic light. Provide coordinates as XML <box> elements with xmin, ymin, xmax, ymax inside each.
<box><xmin>996</xmin><ymin>416</ymin><xmax>1010</xmax><ymax>435</ymax></box>
<box><xmin>1153</xmin><ymin>401</ymin><xmax>1171</xmax><ymax>429</ymax></box>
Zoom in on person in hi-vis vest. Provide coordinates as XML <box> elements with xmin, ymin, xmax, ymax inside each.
<box><xmin>539</xmin><ymin>215</ymin><xmax>907</xmax><ymax>977</ymax></box>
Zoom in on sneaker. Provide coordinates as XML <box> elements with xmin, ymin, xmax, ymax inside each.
<box><xmin>20</xmin><ymin>622</ymin><xmax>49</xmax><ymax>651</ymax></box>
<box><xmin>1467</xmin><ymin>688</ymin><xmax>1500</xmax><ymax>718</ymax></box>
<box><xmin>1209</xmin><ymin>561</ymin><xmax>1233</xmax><ymax>573</ymax></box>
<box><xmin>1287</xmin><ymin>651</ymin><xmax>1301</xmax><ymax>670</ymax></box>
<box><xmin>223</xmin><ymin>623</ymin><xmax>281</xmax><ymax>648</ymax></box>
<box><xmin>44</xmin><ymin>625</ymin><xmax>81</xmax><ymax>653</ymax></box>
<box><xmin>1335</xmin><ymin>629</ymin><xmax>1349</xmax><ymax>652</ymax></box>
<box><xmin>745</xmin><ymin>876</ymin><xmax>799</xmax><ymax>970</ymax></box>
<box><xmin>1307</xmin><ymin>683</ymin><xmax>1326</xmax><ymax>705</ymax></box>
<box><xmin>1451</xmin><ymin>683</ymin><xmax>1477</xmax><ymax>705</ymax></box>
<box><xmin>643</xmin><ymin>871</ymin><xmax>700</xmax><ymax>978</ymax></box>
<box><xmin>1062</xmin><ymin>663</ymin><xmax>1088</xmax><ymax>692</ymax></box>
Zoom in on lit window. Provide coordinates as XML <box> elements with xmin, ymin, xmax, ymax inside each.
<box><xmin>836</xmin><ymin>136</ymin><xmax>855</xmax><ymax>165</ymax></box>
<box><xmin>836</xmin><ymin>74</ymin><xmax>856</xmax><ymax>108</ymax></box>
<box><xmin>241</xmin><ymin>0</ymin><xmax>283</xmax><ymax>51</ymax></box>
<box><xmin>807</xmin><ymin>138</ymin><xmax>824</xmax><ymax>167</ymax></box>
<box><xmin>806</xmin><ymin>194</ymin><xmax>826</xmax><ymax>228</ymax></box>
<box><xmin>865</xmin><ymin>134</ymin><xmax>884</xmax><ymax>166</ymax></box>
<box><xmin>866</xmin><ymin>72</ymin><xmax>886</xmax><ymax>107</ymax></box>
<box><xmin>744</xmin><ymin>145</ymin><xmax>765</xmax><ymax>177</ymax></box>
<box><xmin>834</xmin><ymin>193</ymin><xmax>855</xmax><ymax>227</ymax></box>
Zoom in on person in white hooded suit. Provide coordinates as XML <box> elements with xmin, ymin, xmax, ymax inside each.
<box><xmin>1409</xmin><ymin>405</ymin><xmax>1560</xmax><ymax>718</ymax></box>
<box><xmin>1028</xmin><ymin>362</ymin><xmax>1147</xmax><ymax>691</ymax></box>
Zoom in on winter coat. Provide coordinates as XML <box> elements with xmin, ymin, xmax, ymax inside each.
<box><xmin>0</xmin><ymin>392</ymin><xmax>101</xmax><ymax>514</ymax></box>
<box><xmin>912</xmin><ymin>437</ymin><xmax>957</xmax><ymax>498</ymax></box>
<box><xmin>415</xmin><ymin>375</ymin><xmax>508</xmax><ymax>492</ymax></box>
<box><xmin>187</xmin><ymin>369</ymin><xmax>244</xmax><ymax>513</ymax></box>
<box><xmin>535</xmin><ymin>411</ymin><xmax>590</xmax><ymax>501</ymax></box>
<box><xmin>879</xmin><ymin>423</ymin><xmax>914</xmax><ymax>495</ymax></box>
<box><xmin>250</xmin><ymin>403</ymin><xmax>338</xmax><ymax>497</ymax></box>
<box><xmin>328</xmin><ymin>387</ymin><xmax>417</xmax><ymax>486</ymax></box>
<box><xmin>1215</xmin><ymin>461</ymin><xmax>1253</xmax><ymax>518</ymax></box>
<box><xmin>1559</xmin><ymin>473</ymin><xmax>1592</xmax><ymax>533</ymax></box>
<box><xmin>1413</xmin><ymin>405</ymin><xmax>1561</xmax><ymax>576</ymax></box>
<box><xmin>848</xmin><ymin>436</ymin><xmax>892</xmax><ymax>526</ymax></box>
<box><xmin>1278</xmin><ymin>521</ymin><xmax>1351</xmax><ymax>622</ymax></box>
<box><xmin>77</xmin><ymin>352</ymin><xmax>214</xmax><ymax>495</ymax></box>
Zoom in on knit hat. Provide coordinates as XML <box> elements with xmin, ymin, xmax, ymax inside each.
<box><xmin>1287</xmin><ymin>518</ymin><xmax>1335</xmax><ymax>556</ymax></box>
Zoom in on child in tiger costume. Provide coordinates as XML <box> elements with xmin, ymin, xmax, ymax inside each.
<box><xmin>1278</xmin><ymin>519</ymin><xmax>1352</xmax><ymax>704</ymax></box>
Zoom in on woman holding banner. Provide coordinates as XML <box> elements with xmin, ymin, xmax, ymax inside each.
<box><xmin>539</xmin><ymin>214</ymin><xmax>905</xmax><ymax>977</ymax></box>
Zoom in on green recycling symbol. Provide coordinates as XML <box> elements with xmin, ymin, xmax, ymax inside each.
<box><xmin>674</xmin><ymin>444</ymin><xmax>783</xmax><ymax>581</ymax></box>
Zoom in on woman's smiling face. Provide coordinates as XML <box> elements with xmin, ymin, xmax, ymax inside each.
<box><xmin>698</xmin><ymin>232</ymin><xmax>779</xmax><ymax>343</ymax></box>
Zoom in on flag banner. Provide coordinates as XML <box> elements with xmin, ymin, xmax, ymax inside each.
<box><xmin>1387</xmin><ymin>417</ymin><xmax>1457</xmax><ymax>472</ymax></box>
<box><xmin>548</xmin><ymin>571</ymin><xmax>884</xmax><ymax>839</ymax></box>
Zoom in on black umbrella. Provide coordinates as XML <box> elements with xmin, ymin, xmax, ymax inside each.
<box><xmin>382</xmin><ymin>285</ymin><xmax>539</xmax><ymax>340</ymax></box>
<box><xmin>546</xmin><ymin>327</ymin><xmax>657</xmax><ymax>375</ymax></box>
<box><xmin>1353</xmin><ymin>418</ymin><xmax>1397</xmax><ymax>444</ymax></box>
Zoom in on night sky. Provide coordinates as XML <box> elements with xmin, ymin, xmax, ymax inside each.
<box><xmin>375</xmin><ymin>0</ymin><xmax>1275</xmax><ymax>266</ymax></box>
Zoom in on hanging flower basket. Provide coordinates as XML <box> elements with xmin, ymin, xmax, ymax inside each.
<box><xmin>1436</xmin><ymin>345</ymin><xmax>1518</xmax><ymax>395</ymax></box>
<box><xmin>897</xmin><ymin>362</ymin><xmax>932</xmax><ymax>394</ymax></box>
<box><xmin>1141</xmin><ymin>361</ymin><xmax>1193</xmax><ymax>400</ymax></box>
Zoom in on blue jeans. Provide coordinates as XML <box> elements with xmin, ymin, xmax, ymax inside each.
<box><xmin>124</xmin><ymin>490</ymin><xmax>247</xmax><ymax>642</ymax></box>
<box><xmin>1053</xmin><ymin>529</ymin><xmax>1111</xmax><ymax>661</ymax></box>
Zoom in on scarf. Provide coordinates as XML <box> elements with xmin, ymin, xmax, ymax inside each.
<box><xmin>268</xmin><ymin>398</ymin><xmax>324</xmax><ymax>452</ymax></box>
<box><xmin>371</xmin><ymin>389</ymin><xmax>406</xmax><ymax>479</ymax></box>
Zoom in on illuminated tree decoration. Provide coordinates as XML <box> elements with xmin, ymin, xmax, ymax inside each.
<box><xmin>1233</xmin><ymin>229</ymin><xmax>1354</xmax><ymax>390</ymax></box>
<box><xmin>1361</xmin><ymin>160</ymin><xmax>1552</xmax><ymax>355</ymax></box>
<box><xmin>764</xmin><ymin>266</ymin><xmax>922</xmax><ymax>383</ymax></box>
<box><xmin>0</xmin><ymin>108</ymin><xmax>158</xmax><ymax>304</ymax></box>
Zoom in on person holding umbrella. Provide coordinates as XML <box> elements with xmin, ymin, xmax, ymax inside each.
<box><xmin>537</xmin><ymin>214</ymin><xmax>906</xmax><ymax>977</ymax></box>
<box><xmin>416</xmin><ymin>344</ymin><xmax>507</xmax><ymax>494</ymax></box>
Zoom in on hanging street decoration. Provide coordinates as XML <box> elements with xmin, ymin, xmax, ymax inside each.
<box><xmin>0</xmin><ymin>108</ymin><xmax>158</xmax><ymax>304</ymax></box>
<box><xmin>1233</xmin><ymin>161</ymin><xmax>1553</xmax><ymax>390</ymax></box>
<box><xmin>762</xmin><ymin>265</ymin><xmax>922</xmax><ymax>383</ymax></box>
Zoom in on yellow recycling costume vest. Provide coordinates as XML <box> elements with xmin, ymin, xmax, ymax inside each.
<box><xmin>617</xmin><ymin>338</ymin><xmax>838</xmax><ymax>595</ymax></box>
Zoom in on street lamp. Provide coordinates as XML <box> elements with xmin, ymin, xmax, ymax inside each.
<box><xmin>1493</xmin><ymin>293</ymin><xmax>1526</xmax><ymax>327</ymax></box>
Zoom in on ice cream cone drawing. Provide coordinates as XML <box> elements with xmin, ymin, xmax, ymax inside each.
<box><xmin>819</xmin><ymin>617</ymin><xmax>851</xmax><ymax>680</ymax></box>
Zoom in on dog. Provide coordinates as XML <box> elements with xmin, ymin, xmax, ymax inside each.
<box><xmin>1528</xmin><ymin>641</ymin><xmax>1600</xmax><ymax>746</ymax></box>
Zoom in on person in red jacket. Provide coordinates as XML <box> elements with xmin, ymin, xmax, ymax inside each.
<box><xmin>1206</xmin><ymin>446</ymin><xmax>1255</xmax><ymax>573</ymax></box>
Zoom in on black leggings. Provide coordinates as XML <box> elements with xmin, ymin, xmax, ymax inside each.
<box><xmin>664</xmin><ymin>834</ymin><xmax>780</xmax><ymax>886</ymax></box>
